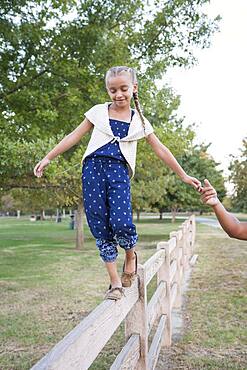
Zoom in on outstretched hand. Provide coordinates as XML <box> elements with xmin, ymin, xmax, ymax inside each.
<box><xmin>200</xmin><ymin>179</ymin><xmax>219</xmax><ymax>206</ymax></box>
<box><xmin>34</xmin><ymin>157</ymin><xmax>50</xmax><ymax>178</ymax></box>
<box><xmin>182</xmin><ymin>175</ymin><xmax>201</xmax><ymax>190</ymax></box>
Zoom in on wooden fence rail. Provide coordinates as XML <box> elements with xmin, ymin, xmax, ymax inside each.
<box><xmin>31</xmin><ymin>215</ymin><xmax>197</xmax><ymax>370</ymax></box>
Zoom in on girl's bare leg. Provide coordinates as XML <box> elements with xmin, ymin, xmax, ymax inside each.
<box><xmin>105</xmin><ymin>261</ymin><xmax>122</xmax><ymax>288</ymax></box>
<box><xmin>124</xmin><ymin>247</ymin><xmax>136</xmax><ymax>273</ymax></box>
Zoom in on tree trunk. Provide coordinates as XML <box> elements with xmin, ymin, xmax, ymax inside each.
<box><xmin>75</xmin><ymin>199</ymin><xmax>84</xmax><ymax>250</ymax></box>
<box><xmin>159</xmin><ymin>212</ymin><xmax>163</xmax><ymax>220</ymax></box>
<box><xmin>171</xmin><ymin>208</ymin><xmax>176</xmax><ymax>223</ymax></box>
<box><xmin>41</xmin><ymin>209</ymin><xmax>45</xmax><ymax>221</ymax></box>
<box><xmin>136</xmin><ymin>210</ymin><xmax>140</xmax><ymax>222</ymax></box>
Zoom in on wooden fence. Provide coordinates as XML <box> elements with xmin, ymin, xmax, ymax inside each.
<box><xmin>31</xmin><ymin>215</ymin><xmax>197</xmax><ymax>370</ymax></box>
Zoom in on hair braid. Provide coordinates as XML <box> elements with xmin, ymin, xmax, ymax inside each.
<box><xmin>133</xmin><ymin>91</ymin><xmax>146</xmax><ymax>135</ymax></box>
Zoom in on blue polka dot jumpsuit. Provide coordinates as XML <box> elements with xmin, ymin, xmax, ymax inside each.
<box><xmin>82</xmin><ymin>111</ymin><xmax>138</xmax><ymax>262</ymax></box>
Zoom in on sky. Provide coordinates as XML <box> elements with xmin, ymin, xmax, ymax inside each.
<box><xmin>163</xmin><ymin>0</ymin><xmax>247</xmax><ymax>183</ymax></box>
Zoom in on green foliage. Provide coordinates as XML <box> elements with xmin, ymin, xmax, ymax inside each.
<box><xmin>0</xmin><ymin>0</ymin><xmax>219</xmax><ymax>140</ymax></box>
<box><xmin>177</xmin><ymin>143</ymin><xmax>226</xmax><ymax>211</ymax></box>
<box><xmin>132</xmin><ymin>121</ymin><xmax>196</xmax><ymax>214</ymax></box>
<box><xmin>0</xmin><ymin>0</ymin><xmax>222</xmax><ymax>213</ymax></box>
<box><xmin>229</xmin><ymin>138</ymin><xmax>247</xmax><ymax>212</ymax></box>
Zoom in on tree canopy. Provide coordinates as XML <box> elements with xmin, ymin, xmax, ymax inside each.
<box><xmin>1</xmin><ymin>0</ymin><xmax>219</xmax><ymax>140</ymax></box>
<box><xmin>0</xmin><ymin>0</ymin><xmax>226</xmax><ymax>231</ymax></box>
<box><xmin>229</xmin><ymin>138</ymin><xmax>247</xmax><ymax>212</ymax></box>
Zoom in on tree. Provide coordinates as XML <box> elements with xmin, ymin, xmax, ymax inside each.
<box><xmin>173</xmin><ymin>143</ymin><xmax>226</xmax><ymax>215</ymax></box>
<box><xmin>0</xmin><ymin>136</ymin><xmax>87</xmax><ymax>249</ymax></box>
<box><xmin>0</xmin><ymin>0</ymin><xmax>221</xmax><ymax>243</ymax></box>
<box><xmin>132</xmin><ymin>113</ymin><xmax>196</xmax><ymax>219</ymax></box>
<box><xmin>1</xmin><ymin>0</ymin><xmax>219</xmax><ymax>141</ymax></box>
<box><xmin>229</xmin><ymin>138</ymin><xmax>247</xmax><ymax>212</ymax></box>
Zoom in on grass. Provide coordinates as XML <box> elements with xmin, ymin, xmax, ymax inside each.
<box><xmin>0</xmin><ymin>215</ymin><xmax>183</xmax><ymax>370</ymax></box>
<box><xmin>0</xmin><ymin>216</ymin><xmax>246</xmax><ymax>369</ymax></box>
<box><xmin>156</xmin><ymin>224</ymin><xmax>247</xmax><ymax>370</ymax></box>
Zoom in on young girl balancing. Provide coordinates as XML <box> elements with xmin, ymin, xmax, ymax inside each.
<box><xmin>34</xmin><ymin>66</ymin><xmax>201</xmax><ymax>301</ymax></box>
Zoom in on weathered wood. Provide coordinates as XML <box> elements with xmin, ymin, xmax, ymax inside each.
<box><xmin>143</xmin><ymin>249</ymin><xmax>166</xmax><ymax>286</ymax></box>
<box><xmin>170</xmin><ymin>229</ymin><xmax>183</xmax><ymax>241</ymax></box>
<box><xmin>110</xmin><ymin>334</ymin><xmax>140</xmax><ymax>370</ymax></box>
<box><xmin>170</xmin><ymin>283</ymin><xmax>177</xmax><ymax>309</ymax></box>
<box><xmin>190</xmin><ymin>254</ymin><xmax>198</xmax><ymax>266</ymax></box>
<box><xmin>170</xmin><ymin>259</ymin><xmax>177</xmax><ymax>284</ymax></box>
<box><xmin>183</xmin><ymin>221</ymin><xmax>190</xmax><ymax>270</ymax></box>
<box><xmin>178</xmin><ymin>247</ymin><xmax>183</xmax><ymax>261</ymax></box>
<box><xmin>31</xmin><ymin>279</ymin><xmax>139</xmax><ymax>370</ymax></box>
<box><xmin>148</xmin><ymin>315</ymin><xmax>167</xmax><ymax>370</ymax></box>
<box><xmin>125</xmin><ymin>265</ymin><xmax>149</xmax><ymax>370</ymax></box>
<box><xmin>147</xmin><ymin>281</ymin><xmax>166</xmax><ymax>335</ymax></box>
<box><xmin>31</xmin><ymin>216</ymin><xmax>197</xmax><ymax>370</ymax></box>
<box><xmin>190</xmin><ymin>215</ymin><xmax>196</xmax><ymax>248</ymax></box>
<box><xmin>157</xmin><ymin>242</ymin><xmax>172</xmax><ymax>347</ymax></box>
<box><xmin>173</xmin><ymin>228</ymin><xmax>184</xmax><ymax>309</ymax></box>
<box><xmin>166</xmin><ymin>236</ymin><xmax>177</xmax><ymax>255</ymax></box>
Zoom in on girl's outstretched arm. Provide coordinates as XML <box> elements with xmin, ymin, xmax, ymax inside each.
<box><xmin>146</xmin><ymin>133</ymin><xmax>201</xmax><ymax>189</ymax></box>
<box><xmin>201</xmin><ymin>179</ymin><xmax>247</xmax><ymax>240</ymax></box>
<box><xmin>34</xmin><ymin>118</ymin><xmax>93</xmax><ymax>177</ymax></box>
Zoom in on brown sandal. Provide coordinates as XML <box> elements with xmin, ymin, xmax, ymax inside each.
<box><xmin>121</xmin><ymin>251</ymin><xmax>138</xmax><ymax>288</ymax></box>
<box><xmin>104</xmin><ymin>285</ymin><xmax>125</xmax><ymax>300</ymax></box>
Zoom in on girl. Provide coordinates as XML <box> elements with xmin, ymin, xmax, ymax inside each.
<box><xmin>34</xmin><ymin>66</ymin><xmax>201</xmax><ymax>300</ymax></box>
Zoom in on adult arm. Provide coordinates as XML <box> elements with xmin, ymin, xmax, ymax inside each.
<box><xmin>212</xmin><ymin>203</ymin><xmax>247</xmax><ymax>240</ymax></box>
<box><xmin>201</xmin><ymin>179</ymin><xmax>247</xmax><ymax>241</ymax></box>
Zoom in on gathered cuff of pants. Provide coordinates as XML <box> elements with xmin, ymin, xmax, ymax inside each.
<box><xmin>96</xmin><ymin>235</ymin><xmax>138</xmax><ymax>262</ymax></box>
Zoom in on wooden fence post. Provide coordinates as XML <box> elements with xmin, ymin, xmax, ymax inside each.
<box><xmin>184</xmin><ymin>221</ymin><xmax>191</xmax><ymax>270</ymax></box>
<box><xmin>125</xmin><ymin>265</ymin><xmax>148</xmax><ymax>370</ymax></box>
<box><xmin>170</xmin><ymin>230</ymin><xmax>183</xmax><ymax>309</ymax></box>
<box><xmin>190</xmin><ymin>215</ymin><xmax>196</xmax><ymax>255</ymax></box>
<box><xmin>157</xmin><ymin>240</ymin><xmax>173</xmax><ymax>347</ymax></box>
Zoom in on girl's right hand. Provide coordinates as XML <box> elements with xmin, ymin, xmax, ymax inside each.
<box><xmin>34</xmin><ymin>157</ymin><xmax>50</xmax><ymax>177</ymax></box>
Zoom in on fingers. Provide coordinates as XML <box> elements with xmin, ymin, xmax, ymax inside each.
<box><xmin>204</xmin><ymin>179</ymin><xmax>211</xmax><ymax>187</ymax></box>
<box><xmin>191</xmin><ymin>178</ymin><xmax>201</xmax><ymax>190</ymax></box>
<box><xmin>197</xmin><ymin>184</ymin><xmax>203</xmax><ymax>193</ymax></box>
<box><xmin>34</xmin><ymin>162</ymin><xmax>43</xmax><ymax>177</ymax></box>
<box><xmin>200</xmin><ymin>179</ymin><xmax>217</xmax><ymax>195</ymax></box>
<box><xmin>202</xmin><ymin>189</ymin><xmax>216</xmax><ymax>197</ymax></box>
<box><xmin>34</xmin><ymin>163</ymin><xmax>40</xmax><ymax>177</ymax></box>
<box><xmin>201</xmin><ymin>194</ymin><xmax>215</xmax><ymax>202</ymax></box>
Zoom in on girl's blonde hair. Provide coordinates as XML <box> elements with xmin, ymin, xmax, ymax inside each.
<box><xmin>105</xmin><ymin>66</ymin><xmax>146</xmax><ymax>135</ymax></box>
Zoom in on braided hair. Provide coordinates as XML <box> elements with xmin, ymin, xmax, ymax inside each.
<box><xmin>105</xmin><ymin>66</ymin><xmax>146</xmax><ymax>135</ymax></box>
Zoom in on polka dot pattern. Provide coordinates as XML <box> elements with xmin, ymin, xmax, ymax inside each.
<box><xmin>82</xmin><ymin>157</ymin><xmax>138</xmax><ymax>262</ymax></box>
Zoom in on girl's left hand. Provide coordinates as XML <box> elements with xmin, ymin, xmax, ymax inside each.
<box><xmin>182</xmin><ymin>175</ymin><xmax>201</xmax><ymax>190</ymax></box>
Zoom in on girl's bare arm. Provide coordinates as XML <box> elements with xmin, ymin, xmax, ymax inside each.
<box><xmin>34</xmin><ymin>118</ymin><xmax>93</xmax><ymax>177</ymax></box>
<box><xmin>146</xmin><ymin>133</ymin><xmax>201</xmax><ymax>189</ymax></box>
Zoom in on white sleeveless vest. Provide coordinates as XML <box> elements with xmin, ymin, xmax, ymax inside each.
<box><xmin>82</xmin><ymin>102</ymin><xmax>154</xmax><ymax>178</ymax></box>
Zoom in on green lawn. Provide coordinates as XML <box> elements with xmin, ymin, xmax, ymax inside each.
<box><xmin>0</xmin><ymin>216</ymin><xmax>246</xmax><ymax>370</ymax></box>
<box><xmin>157</xmin><ymin>224</ymin><xmax>247</xmax><ymax>370</ymax></box>
<box><xmin>0</xmin><ymin>216</ymin><xmax>183</xmax><ymax>370</ymax></box>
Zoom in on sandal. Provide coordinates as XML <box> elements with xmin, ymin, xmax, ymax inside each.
<box><xmin>104</xmin><ymin>285</ymin><xmax>125</xmax><ymax>300</ymax></box>
<box><xmin>121</xmin><ymin>251</ymin><xmax>138</xmax><ymax>288</ymax></box>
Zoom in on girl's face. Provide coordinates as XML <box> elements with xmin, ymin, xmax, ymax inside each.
<box><xmin>106</xmin><ymin>73</ymin><xmax>137</xmax><ymax>108</ymax></box>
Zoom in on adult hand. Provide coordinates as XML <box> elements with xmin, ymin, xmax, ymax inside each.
<box><xmin>34</xmin><ymin>157</ymin><xmax>50</xmax><ymax>178</ymax></box>
<box><xmin>200</xmin><ymin>179</ymin><xmax>220</xmax><ymax>206</ymax></box>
